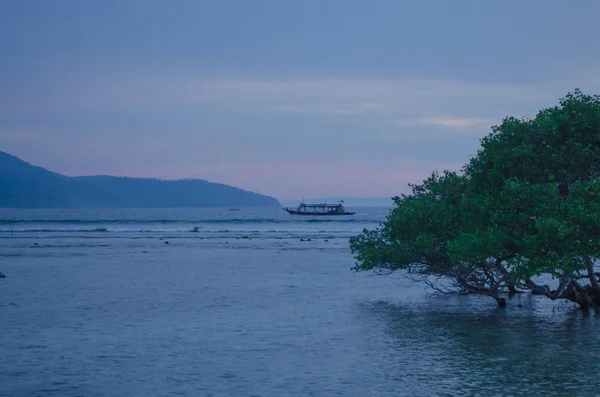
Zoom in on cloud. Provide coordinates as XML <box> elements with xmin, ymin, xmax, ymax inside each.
<box><xmin>3</xmin><ymin>72</ymin><xmax>600</xmax><ymax>198</ymax></box>
<box><xmin>396</xmin><ymin>117</ymin><xmax>497</xmax><ymax>130</ymax></box>
<box><xmin>359</xmin><ymin>103</ymin><xmax>386</xmax><ymax>110</ymax></box>
<box><xmin>7</xmin><ymin>71</ymin><xmax>600</xmax><ymax>124</ymax></box>
<box><xmin>267</xmin><ymin>105</ymin><xmax>361</xmax><ymax>116</ymax></box>
<box><xmin>267</xmin><ymin>102</ymin><xmax>387</xmax><ymax>116</ymax></box>
<box><xmin>109</xmin><ymin>159</ymin><xmax>465</xmax><ymax>200</ymax></box>
<box><xmin>0</xmin><ymin>75</ymin><xmax>540</xmax><ymax>111</ymax></box>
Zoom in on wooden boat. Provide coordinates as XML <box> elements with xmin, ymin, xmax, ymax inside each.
<box><xmin>283</xmin><ymin>201</ymin><xmax>355</xmax><ymax>216</ymax></box>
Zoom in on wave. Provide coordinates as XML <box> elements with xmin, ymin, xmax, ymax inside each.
<box><xmin>0</xmin><ymin>218</ymin><xmax>368</xmax><ymax>225</ymax></box>
<box><xmin>0</xmin><ymin>228</ymin><xmax>110</xmax><ymax>233</ymax></box>
<box><xmin>0</xmin><ymin>227</ymin><xmax>364</xmax><ymax>234</ymax></box>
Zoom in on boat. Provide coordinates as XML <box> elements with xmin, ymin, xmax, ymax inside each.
<box><xmin>283</xmin><ymin>200</ymin><xmax>355</xmax><ymax>216</ymax></box>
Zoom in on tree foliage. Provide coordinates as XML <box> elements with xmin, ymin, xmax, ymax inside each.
<box><xmin>350</xmin><ymin>89</ymin><xmax>600</xmax><ymax>308</ymax></box>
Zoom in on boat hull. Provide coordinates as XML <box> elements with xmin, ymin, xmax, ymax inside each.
<box><xmin>283</xmin><ymin>208</ymin><xmax>355</xmax><ymax>216</ymax></box>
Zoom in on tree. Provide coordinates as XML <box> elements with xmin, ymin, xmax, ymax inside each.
<box><xmin>350</xmin><ymin>89</ymin><xmax>600</xmax><ymax>309</ymax></box>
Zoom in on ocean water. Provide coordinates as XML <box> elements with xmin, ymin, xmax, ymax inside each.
<box><xmin>1</xmin><ymin>207</ymin><xmax>599</xmax><ymax>397</ymax></box>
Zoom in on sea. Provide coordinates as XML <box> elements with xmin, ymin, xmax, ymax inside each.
<box><xmin>1</xmin><ymin>207</ymin><xmax>599</xmax><ymax>397</ymax></box>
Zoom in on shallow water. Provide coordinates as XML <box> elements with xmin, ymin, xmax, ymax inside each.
<box><xmin>1</xmin><ymin>208</ymin><xmax>599</xmax><ymax>396</ymax></box>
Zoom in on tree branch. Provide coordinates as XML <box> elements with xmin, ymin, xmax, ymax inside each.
<box><xmin>586</xmin><ymin>258</ymin><xmax>600</xmax><ymax>293</ymax></box>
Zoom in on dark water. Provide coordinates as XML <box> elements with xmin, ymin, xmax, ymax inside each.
<box><xmin>1</xmin><ymin>208</ymin><xmax>599</xmax><ymax>396</ymax></box>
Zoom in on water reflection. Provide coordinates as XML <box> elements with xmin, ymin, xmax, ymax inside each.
<box><xmin>355</xmin><ymin>294</ymin><xmax>600</xmax><ymax>396</ymax></box>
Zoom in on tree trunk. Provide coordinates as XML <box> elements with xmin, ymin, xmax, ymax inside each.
<box><xmin>525</xmin><ymin>277</ymin><xmax>599</xmax><ymax>310</ymax></box>
<box><xmin>493</xmin><ymin>296</ymin><xmax>507</xmax><ymax>308</ymax></box>
<box><xmin>587</xmin><ymin>259</ymin><xmax>600</xmax><ymax>295</ymax></box>
<box><xmin>525</xmin><ymin>279</ymin><xmax>549</xmax><ymax>295</ymax></box>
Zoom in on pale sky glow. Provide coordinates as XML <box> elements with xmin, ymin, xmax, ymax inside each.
<box><xmin>2</xmin><ymin>1</ymin><xmax>600</xmax><ymax>200</ymax></box>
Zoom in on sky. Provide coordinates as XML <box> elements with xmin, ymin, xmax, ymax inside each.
<box><xmin>2</xmin><ymin>0</ymin><xmax>600</xmax><ymax>200</ymax></box>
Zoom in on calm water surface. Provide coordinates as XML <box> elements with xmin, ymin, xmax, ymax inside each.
<box><xmin>1</xmin><ymin>208</ymin><xmax>599</xmax><ymax>396</ymax></box>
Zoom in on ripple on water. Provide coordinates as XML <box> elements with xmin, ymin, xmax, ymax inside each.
<box><xmin>2</xmin><ymin>215</ymin><xmax>600</xmax><ymax>396</ymax></box>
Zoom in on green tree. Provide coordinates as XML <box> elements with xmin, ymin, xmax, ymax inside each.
<box><xmin>350</xmin><ymin>89</ymin><xmax>600</xmax><ymax>309</ymax></box>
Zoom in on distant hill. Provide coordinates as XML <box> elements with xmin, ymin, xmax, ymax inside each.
<box><xmin>0</xmin><ymin>152</ymin><xmax>280</xmax><ymax>208</ymax></box>
<box><xmin>280</xmin><ymin>197</ymin><xmax>394</xmax><ymax>208</ymax></box>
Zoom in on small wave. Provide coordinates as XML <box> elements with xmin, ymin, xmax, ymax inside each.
<box><xmin>0</xmin><ymin>228</ymin><xmax>110</xmax><ymax>233</ymax></box>
<box><xmin>30</xmin><ymin>243</ymin><xmax>112</xmax><ymax>248</ymax></box>
<box><xmin>0</xmin><ymin>218</ymin><xmax>364</xmax><ymax>225</ymax></box>
<box><xmin>0</xmin><ymin>227</ymin><xmax>178</xmax><ymax>233</ymax></box>
<box><xmin>0</xmin><ymin>227</ymin><xmax>364</xmax><ymax>234</ymax></box>
<box><xmin>206</xmin><ymin>218</ymin><xmax>362</xmax><ymax>224</ymax></box>
<box><xmin>0</xmin><ymin>219</ymin><xmax>188</xmax><ymax>225</ymax></box>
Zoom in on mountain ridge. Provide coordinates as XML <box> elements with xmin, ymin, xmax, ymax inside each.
<box><xmin>0</xmin><ymin>151</ymin><xmax>280</xmax><ymax>208</ymax></box>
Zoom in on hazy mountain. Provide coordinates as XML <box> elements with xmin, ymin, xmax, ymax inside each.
<box><xmin>280</xmin><ymin>197</ymin><xmax>394</xmax><ymax>208</ymax></box>
<box><xmin>0</xmin><ymin>152</ymin><xmax>280</xmax><ymax>208</ymax></box>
